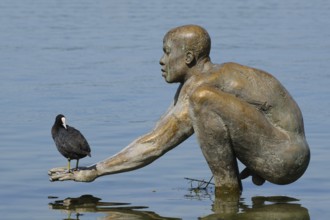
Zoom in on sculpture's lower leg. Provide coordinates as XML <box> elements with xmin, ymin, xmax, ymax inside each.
<box><xmin>193</xmin><ymin>110</ymin><xmax>242</xmax><ymax>195</ymax></box>
<box><xmin>189</xmin><ymin>88</ymin><xmax>242</xmax><ymax>195</ymax></box>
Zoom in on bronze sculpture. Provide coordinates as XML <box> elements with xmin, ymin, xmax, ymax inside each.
<box><xmin>49</xmin><ymin>25</ymin><xmax>310</xmax><ymax>195</ymax></box>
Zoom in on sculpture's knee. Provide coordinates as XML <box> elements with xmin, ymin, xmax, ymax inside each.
<box><xmin>189</xmin><ymin>86</ymin><xmax>217</xmax><ymax>112</ymax></box>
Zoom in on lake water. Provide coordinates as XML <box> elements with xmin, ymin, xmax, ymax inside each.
<box><xmin>0</xmin><ymin>0</ymin><xmax>329</xmax><ymax>219</ymax></box>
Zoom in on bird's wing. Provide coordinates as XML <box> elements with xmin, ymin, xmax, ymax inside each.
<box><xmin>53</xmin><ymin>134</ymin><xmax>73</xmax><ymax>157</ymax></box>
<box><xmin>67</xmin><ymin>126</ymin><xmax>91</xmax><ymax>155</ymax></box>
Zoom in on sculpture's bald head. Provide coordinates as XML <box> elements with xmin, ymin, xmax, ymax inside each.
<box><xmin>164</xmin><ymin>25</ymin><xmax>211</xmax><ymax>61</ymax></box>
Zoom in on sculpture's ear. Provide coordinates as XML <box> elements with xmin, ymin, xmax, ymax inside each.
<box><xmin>185</xmin><ymin>51</ymin><xmax>195</xmax><ymax>65</ymax></box>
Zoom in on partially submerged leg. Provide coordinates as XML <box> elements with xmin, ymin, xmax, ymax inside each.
<box><xmin>189</xmin><ymin>85</ymin><xmax>301</xmax><ymax>187</ymax></box>
<box><xmin>189</xmin><ymin>86</ymin><xmax>242</xmax><ymax>195</ymax></box>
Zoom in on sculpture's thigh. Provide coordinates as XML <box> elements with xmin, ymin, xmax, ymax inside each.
<box><xmin>189</xmin><ymin>85</ymin><xmax>289</xmax><ymax>183</ymax></box>
<box><xmin>189</xmin><ymin>86</ymin><xmax>243</xmax><ymax>192</ymax></box>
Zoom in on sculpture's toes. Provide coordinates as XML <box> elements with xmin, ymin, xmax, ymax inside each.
<box><xmin>49</xmin><ymin>171</ymin><xmax>74</xmax><ymax>182</ymax></box>
<box><xmin>240</xmin><ymin>167</ymin><xmax>266</xmax><ymax>185</ymax></box>
<box><xmin>252</xmin><ymin>174</ymin><xmax>266</xmax><ymax>186</ymax></box>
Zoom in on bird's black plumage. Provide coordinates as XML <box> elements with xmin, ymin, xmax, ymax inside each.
<box><xmin>51</xmin><ymin>114</ymin><xmax>91</xmax><ymax>170</ymax></box>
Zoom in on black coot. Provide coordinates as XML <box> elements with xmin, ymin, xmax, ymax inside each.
<box><xmin>51</xmin><ymin>114</ymin><xmax>91</xmax><ymax>170</ymax></box>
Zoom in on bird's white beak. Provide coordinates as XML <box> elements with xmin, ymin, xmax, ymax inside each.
<box><xmin>61</xmin><ymin>117</ymin><xmax>67</xmax><ymax>129</ymax></box>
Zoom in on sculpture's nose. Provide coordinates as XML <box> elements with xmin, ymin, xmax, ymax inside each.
<box><xmin>159</xmin><ymin>55</ymin><xmax>165</xmax><ymax>66</ymax></box>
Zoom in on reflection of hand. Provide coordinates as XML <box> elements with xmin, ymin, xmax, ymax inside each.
<box><xmin>48</xmin><ymin>195</ymin><xmax>176</xmax><ymax>220</ymax></box>
<box><xmin>48</xmin><ymin>166</ymin><xmax>97</xmax><ymax>182</ymax></box>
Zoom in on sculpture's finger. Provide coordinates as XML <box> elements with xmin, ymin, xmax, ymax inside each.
<box><xmin>48</xmin><ymin>167</ymin><xmax>67</xmax><ymax>175</ymax></box>
<box><xmin>49</xmin><ymin>173</ymin><xmax>61</xmax><ymax>181</ymax></box>
<box><xmin>58</xmin><ymin>173</ymin><xmax>75</xmax><ymax>181</ymax></box>
<box><xmin>49</xmin><ymin>171</ymin><xmax>73</xmax><ymax>182</ymax></box>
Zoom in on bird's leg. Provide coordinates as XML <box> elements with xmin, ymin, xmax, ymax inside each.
<box><xmin>67</xmin><ymin>159</ymin><xmax>71</xmax><ymax>171</ymax></box>
<box><xmin>75</xmin><ymin>160</ymin><xmax>79</xmax><ymax>170</ymax></box>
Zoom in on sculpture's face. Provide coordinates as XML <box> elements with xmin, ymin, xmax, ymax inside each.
<box><xmin>159</xmin><ymin>38</ymin><xmax>187</xmax><ymax>83</ymax></box>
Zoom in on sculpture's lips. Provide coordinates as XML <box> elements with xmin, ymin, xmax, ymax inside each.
<box><xmin>161</xmin><ymin>69</ymin><xmax>166</xmax><ymax>77</ymax></box>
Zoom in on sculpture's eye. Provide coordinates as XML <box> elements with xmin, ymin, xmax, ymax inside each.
<box><xmin>163</xmin><ymin>46</ymin><xmax>170</xmax><ymax>55</ymax></box>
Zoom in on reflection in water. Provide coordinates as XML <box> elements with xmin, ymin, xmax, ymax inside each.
<box><xmin>49</xmin><ymin>193</ymin><xmax>310</xmax><ymax>220</ymax></box>
<box><xmin>48</xmin><ymin>194</ymin><xmax>180</xmax><ymax>220</ymax></box>
<box><xmin>184</xmin><ymin>184</ymin><xmax>310</xmax><ymax>219</ymax></box>
<box><xmin>201</xmin><ymin>193</ymin><xmax>310</xmax><ymax>220</ymax></box>
<box><xmin>184</xmin><ymin>172</ymin><xmax>309</xmax><ymax>219</ymax></box>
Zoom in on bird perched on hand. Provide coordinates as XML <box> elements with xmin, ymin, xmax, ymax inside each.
<box><xmin>51</xmin><ymin>114</ymin><xmax>91</xmax><ymax>171</ymax></box>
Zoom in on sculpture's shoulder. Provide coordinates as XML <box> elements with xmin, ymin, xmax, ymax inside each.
<box><xmin>214</xmin><ymin>62</ymin><xmax>281</xmax><ymax>88</ymax></box>
<box><xmin>205</xmin><ymin>62</ymin><xmax>252</xmax><ymax>87</ymax></box>
<box><xmin>208</xmin><ymin>62</ymin><xmax>252</xmax><ymax>82</ymax></box>
<box><xmin>218</xmin><ymin>62</ymin><xmax>273</xmax><ymax>78</ymax></box>
<box><xmin>219</xmin><ymin>62</ymin><xmax>245</xmax><ymax>69</ymax></box>
<box><xmin>217</xmin><ymin>62</ymin><xmax>249</xmax><ymax>72</ymax></box>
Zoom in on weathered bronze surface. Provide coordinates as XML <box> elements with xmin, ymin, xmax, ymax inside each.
<box><xmin>49</xmin><ymin>25</ymin><xmax>310</xmax><ymax>195</ymax></box>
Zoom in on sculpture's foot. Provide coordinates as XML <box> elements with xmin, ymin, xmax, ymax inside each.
<box><xmin>215</xmin><ymin>185</ymin><xmax>241</xmax><ymax>196</ymax></box>
<box><xmin>239</xmin><ymin>167</ymin><xmax>251</xmax><ymax>179</ymax></box>
<box><xmin>239</xmin><ymin>167</ymin><xmax>266</xmax><ymax>186</ymax></box>
<box><xmin>252</xmin><ymin>175</ymin><xmax>265</xmax><ymax>186</ymax></box>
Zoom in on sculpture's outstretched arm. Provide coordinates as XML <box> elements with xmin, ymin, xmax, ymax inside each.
<box><xmin>49</xmin><ymin>102</ymin><xmax>193</xmax><ymax>182</ymax></box>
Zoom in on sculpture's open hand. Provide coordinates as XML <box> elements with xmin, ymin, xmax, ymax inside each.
<box><xmin>48</xmin><ymin>166</ymin><xmax>98</xmax><ymax>182</ymax></box>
